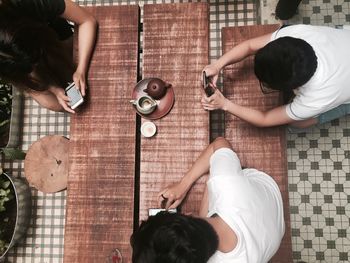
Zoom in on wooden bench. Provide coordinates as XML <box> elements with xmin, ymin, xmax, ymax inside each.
<box><xmin>222</xmin><ymin>25</ymin><xmax>293</xmax><ymax>262</ymax></box>
<box><xmin>139</xmin><ymin>3</ymin><xmax>210</xmax><ymax>221</ymax></box>
<box><xmin>64</xmin><ymin>6</ymin><xmax>139</xmax><ymax>263</ymax></box>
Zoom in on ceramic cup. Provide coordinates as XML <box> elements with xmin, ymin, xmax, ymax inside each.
<box><xmin>130</xmin><ymin>95</ymin><xmax>157</xmax><ymax>115</ymax></box>
<box><xmin>141</xmin><ymin>121</ymin><xmax>157</xmax><ymax>137</ymax></box>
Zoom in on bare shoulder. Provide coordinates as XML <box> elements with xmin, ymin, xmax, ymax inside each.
<box><xmin>213</xmin><ymin>137</ymin><xmax>233</xmax><ymax>151</ymax></box>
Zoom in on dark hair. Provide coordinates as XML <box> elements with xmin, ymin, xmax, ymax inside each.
<box><xmin>0</xmin><ymin>6</ymin><xmax>74</xmax><ymax>91</ymax></box>
<box><xmin>131</xmin><ymin>212</ymin><xmax>219</xmax><ymax>263</ymax></box>
<box><xmin>254</xmin><ymin>36</ymin><xmax>317</xmax><ymax>94</ymax></box>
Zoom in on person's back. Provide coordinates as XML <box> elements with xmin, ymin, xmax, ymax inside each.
<box><xmin>131</xmin><ymin>138</ymin><xmax>285</xmax><ymax>263</ymax></box>
<box><xmin>206</xmin><ymin>148</ymin><xmax>284</xmax><ymax>262</ymax></box>
<box><xmin>268</xmin><ymin>25</ymin><xmax>350</xmax><ymax>121</ymax></box>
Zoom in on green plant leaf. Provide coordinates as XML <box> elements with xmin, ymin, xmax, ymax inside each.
<box><xmin>0</xmin><ymin>180</ymin><xmax>10</xmax><ymax>189</ymax></box>
<box><xmin>0</xmin><ymin>120</ymin><xmax>10</xmax><ymax>128</ymax></box>
<box><xmin>1</xmin><ymin>148</ymin><xmax>26</xmax><ymax>160</ymax></box>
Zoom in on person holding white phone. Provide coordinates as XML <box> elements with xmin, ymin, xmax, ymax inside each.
<box><xmin>0</xmin><ymin>0</ymin><xmax>97</xmax><ymax>113</ymax></box>
<box><xmin>131</xmin><ymin>137</ymin><xmax>285</xmax><ymax>263</ymax></box>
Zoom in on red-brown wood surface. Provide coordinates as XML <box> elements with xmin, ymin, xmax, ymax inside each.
<box><xmin>64</xmin><ymin>6</ymin><xmax>139</xmax><ymax>263</ymax></box>
<box><xmin>222</xmin><ymin>25</ymin><xmax>292</xmax><ymax>263</ymax></box>
<box><xmin>139</xmin><ymin>3</ymin><xmax>209</xmax><ymax>221</ymax></box>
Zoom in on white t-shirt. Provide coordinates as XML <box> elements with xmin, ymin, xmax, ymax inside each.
<box><xmin>207</xmin><ymin>148</ymin><xmax>284</xmax><ymax>263</ymax></box>
<box><xmin>270</xmin><ymin>25</ymin><xmax>350</xmax><ymax>120</ymax></box>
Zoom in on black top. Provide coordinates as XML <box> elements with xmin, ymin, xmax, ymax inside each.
<box><xmin>7</xmin><ymin>0</ymin><xmax>73</xmax><ymax>40</ymax></box>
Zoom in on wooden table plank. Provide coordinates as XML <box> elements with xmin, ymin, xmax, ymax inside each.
<box><xmin>222</xmin><ymin>25</ymin><xmax>293</xmax><ymax>262</ymax></box>
<box><xmin>139</xmin><ymin>3</ymin><xmax>209</xmax><ymax>221</ymax></box>
<box><xmin>64</xmin><ymin>6</ymin><xmax>139</xmax><ymax>263</ymax></box>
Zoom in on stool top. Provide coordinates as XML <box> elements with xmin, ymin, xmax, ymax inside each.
<box><xmin>24</xmin><ymin>135</ymin><xmax>69</xmax><ymax>193</ymax></box>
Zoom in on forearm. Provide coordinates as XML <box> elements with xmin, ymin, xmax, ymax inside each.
<box><xmin>213</xmin><ymin>41</ymin><xmax>253</xmax><ymax>71</ymax></box>
<box><xmin>213</xmin><ymin>33</ymin><xmax>272</xmax><ymax>71</ymax></box>
<box><xmin>62</xmin><ymin>0</ymin><xmax>97</xmax><ymax>74</ymax></box>
<box><xmin>159</xmin><ymin>138</ymin><xmax>232</xmax><ymax>209</ymax></box>
<box><xmin>180</xmin><ymin>143</ymin><xmax>214</xmax><ymax>190</ymax></box>
<box><xmin>224</xmin><ymin>100</ymin><xmax>291</xmax><ymax>127</ymax></box>
<box><xmin>180</xmin><ymin>137</ymin><xmax>232</xmax><ymax>189</ymax></box>
<box><xmin>28</xmin><ymin>90</ymin><xmax>64</xmax><ymax>112</ymax></box>
<box><xmin>77</xmin><ymin>18</ymin><xmax>97</xmax><ymax>73</ymax></box>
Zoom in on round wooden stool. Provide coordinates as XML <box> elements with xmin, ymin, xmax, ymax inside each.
<box><xmin>24</xmin><ymin>135</ymin><xmax>69</xmax><ymax>193</ymax></box>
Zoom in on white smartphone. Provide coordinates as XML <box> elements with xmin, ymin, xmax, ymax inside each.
<box><xmin>65</xmin><ymin>82</ymin><xmax>84</xmax><ymax>109</ymax></box>
<box><xmin>148</xmin><ymin>208</ymin><xmax>177</xmax><ymax>216</ymax></box>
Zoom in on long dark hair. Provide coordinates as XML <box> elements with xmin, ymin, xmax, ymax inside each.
<box><xmin>0</xmin><ymin>5</ymin><xmax>74</xmax><ymax>91</ymax></box>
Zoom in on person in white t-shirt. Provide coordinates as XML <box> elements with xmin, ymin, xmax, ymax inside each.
<box><xmin>201</xmin><ymin>24</ymin><xmax>350</xmax><ymax>129</ymax></box>
<box><xmin>131</xmin><ymin>137</ymin><xmax>285</xmax><ymax>263</ymax></box>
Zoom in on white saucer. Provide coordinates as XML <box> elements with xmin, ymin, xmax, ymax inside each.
<box><xmin>141</xmin><ymin>121</ymin><xmax>157</xmax><ymax>137</ymax></box>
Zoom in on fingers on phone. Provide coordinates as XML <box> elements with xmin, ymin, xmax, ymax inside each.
<box><xmin>169</xmin><ymin>200</ymin><xmax>181</xmax><ymax>209</ymax></box>
<box><xmin>63</xmin><ymin>104</ymin><xmax>75</xmax><ymax>114</ymax></box>
<box><xmin>80</xmin><ymin>82</ymin><xmax>86</xmax><ymax>97</ymax></box>
<box><xmin>63</xmin><ymin>95</ymin><xmax>70</xmax><ymax>102</ymax></box>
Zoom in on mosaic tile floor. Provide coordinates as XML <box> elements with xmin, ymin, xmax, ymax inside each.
<box><xmin>1</xmin><ymin>0</ymin><xmax>350</xmax><ymax>262</ymax></box>
<box><xmin>261</xmin><ymin>0</ymin><xmax>350</xmax><ymax>262</ymax></box>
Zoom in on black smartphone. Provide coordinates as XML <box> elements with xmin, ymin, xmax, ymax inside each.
<box><xmin>202</xmin><ymin>71</ymin><xmax>215</xmax><ymax>97</ymax></box>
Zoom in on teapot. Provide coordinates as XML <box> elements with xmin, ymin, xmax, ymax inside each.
<box><xmin>143</xmin><ymin>78</ymin><xmax>171</xmax><ymax>100</ymax></box>
<box><xmin>130</xmin><ymin>95</ymin><xmax>157</xmax><ymax>115</ymax></box>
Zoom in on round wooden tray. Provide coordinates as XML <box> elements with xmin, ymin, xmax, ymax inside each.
<box><xmin>24</xmin><ymin>135</ymin><xmax>69</xmax><ymax>193</ymax></box>
<box><xmin>131</xmin><ymin>78</ymin><xmax>175</xmax><ymax>120</ymax></box>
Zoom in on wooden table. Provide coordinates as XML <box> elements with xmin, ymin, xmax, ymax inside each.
<box><xmin>64</xmin><ymin>6</ymin><xmax>139</xmax><ymax>263</ymax></box>
<box><xmin>139</xmin><ymin>2</ymin><xmax>210</xmax><ymax>221</ymax></box>
<box><xmin>64</xmin><ymin>3</ymin><xmax>209</xmax><ymax>262</ymax></box>
<box><xmin>222</xmin><ymin>24</ymin><xmax>292</xmax><ymax>262</ymax></box>
<box><xmin>64</xmin><ymin>4</ymin><xmax>292</xmax><ymax>263</ymax></box>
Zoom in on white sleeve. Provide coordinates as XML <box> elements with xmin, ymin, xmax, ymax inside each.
<box><xmin>286</xmin><ymin>96</ymin><xmax>325</xmax><ymax>120</ymax></box>
<box><xmin>209</xmin><ymin>148</ymin><xmax>243</xmax><ymax>178</ymax></box>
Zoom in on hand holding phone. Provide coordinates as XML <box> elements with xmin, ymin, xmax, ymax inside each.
<box><xmin>202</xmin><ymin>71</ymin><xmax>215</xmax><ymax>97</ymax></box>
<box><xmin>65</xmin><ymin>83</ymin><xmax>84</xmax><ymax>109</ymax></box>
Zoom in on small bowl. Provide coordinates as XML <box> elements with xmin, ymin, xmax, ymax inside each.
<box><xmin>141</xmin><ymin>122</ymin><xmax>157</xmax><ymax>138</ymax></box>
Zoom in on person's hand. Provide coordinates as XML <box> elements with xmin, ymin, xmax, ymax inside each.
<box><xmin>158</xmin><ymin>180</ymin><xmax>191</xmax><ymax>209</ymax></box>
<box><xmin>49</xmin><ymin>86</ymin><xmax>75</xmax><ymax>114</ymax></box>
<box><xmin>201</xmin><ymin>89</ymin><xmax>229</xmax><ymax>111</ymax></box>
<box><xmin>203</xmin><ymin>63</ymin><xmax>220</xmax><ymax>88</ymax></box>
<box><xmin>72</xmin><ymin>68</ymin><xmax>87</xmax><ymax>97</ymax></box>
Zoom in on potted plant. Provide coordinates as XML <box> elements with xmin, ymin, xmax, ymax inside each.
<box><xmin>0</xmin><ymin>168</ymin><xmax>31</xmax><ymax>259</ymax></box>
<box><xmin>0</xmin><ymin>82</ymin><xmax>25</xmax><ymax>160</ymax></box>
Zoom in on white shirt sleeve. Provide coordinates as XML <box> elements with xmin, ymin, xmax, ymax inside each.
<box><xmin>209</xmin><ymin>148</ymin><xmax>243</xmax><ymax>179</ymax></box>
<box><xmin>286</xmin><ymin>94</ymin><xmax>326</xmax><ymax>120</ymax></box>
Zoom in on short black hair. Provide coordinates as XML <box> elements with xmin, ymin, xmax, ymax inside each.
<box><xmin>131</xmin><ymin>212</ymin><xmax>219</xmax><ymax>263</ymax></box>
<box><xmin>254</xmin><ymin>36</ymin><xmax>317</xmax><ymax>92</ymax></box>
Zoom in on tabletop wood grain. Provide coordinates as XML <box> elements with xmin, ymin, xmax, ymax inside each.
<box><xmin>139</xmin><ymin>3</ymin><xmax>210</xmax><ymax>221</ymax></box>
<box><xmin>64</xmin><ymin>6</ymin><xmax>139</xmax><ymax>263</ymax></box>
<box><xmin>222</xmin><ymin>24</ymin><xmax>293</xmax><ymax>263</ymax></box>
